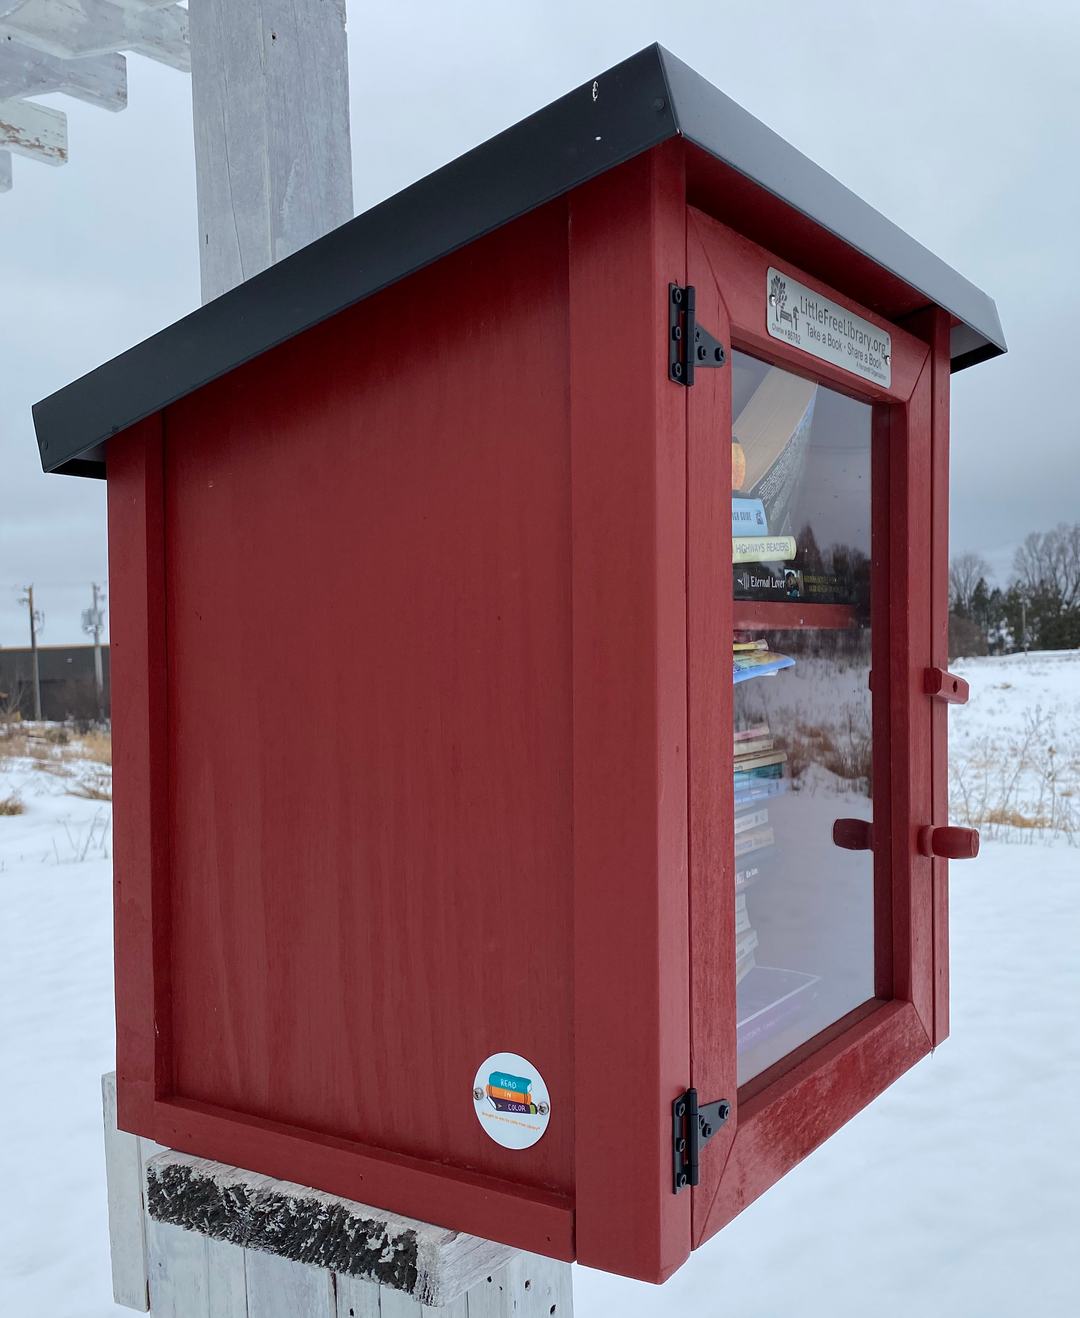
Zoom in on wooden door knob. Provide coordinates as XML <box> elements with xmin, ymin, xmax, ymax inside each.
<box><xmin>917</xmin><ymin>825</ymin><xmax>980</xmax><ymax>859</ymax></box>
<box><xmin>833</xmin><ymin>818</ymin><xmax>873</xmax><ymax>851</ymax></box>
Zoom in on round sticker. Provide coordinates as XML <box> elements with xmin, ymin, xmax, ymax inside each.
<box><xmin>472</xmin><ymin>1052</ymin><xmax>551</xmax><ymax>1150</ymax></box>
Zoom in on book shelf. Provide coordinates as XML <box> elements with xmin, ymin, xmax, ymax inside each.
<box><xmin>733</xmin><ymin>601</ymin><xmax>856</xmax><ymax>632</ymax></box>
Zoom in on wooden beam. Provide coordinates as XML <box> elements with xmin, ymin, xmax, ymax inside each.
<box><xmin>0</xmin><ymin>38</ymin><xmax>126</xmax><ymax>110</ymax></box>
<box><xmin>0</xmin><ymin>0</ymin><xmax>190</xmax><ymax>72</ymax></box>
<box><xmin>190</xmin><ymin>0</ymin><xmax>352</xmax><ymax>302</ymax></box>
<box><xmin>0</xmin><ymin>94</ymin><xmax>66</xmax><ymax>163</ymax></box>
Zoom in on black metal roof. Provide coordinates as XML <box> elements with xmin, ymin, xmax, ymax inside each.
<box><xmin>34</xmin><ymin>44</ymin><xmax>1006</xmax><ymax>479</ymax></box>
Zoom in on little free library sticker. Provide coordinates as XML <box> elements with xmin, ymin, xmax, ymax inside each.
<box><xmin>766</xmin><ymin>268</ymin><xmax>891</xmax><ymax>388</ymax></box>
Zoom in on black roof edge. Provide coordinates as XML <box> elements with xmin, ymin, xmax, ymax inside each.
<box><xmin>34</xmin><ymin>43</ymin><xmax>1005</xmax><ymax>477</ymax></box>
<box><xmin>657</xmin><ymin>47</ymin><xmax>1006</xmax><ymax>367</ymax></box>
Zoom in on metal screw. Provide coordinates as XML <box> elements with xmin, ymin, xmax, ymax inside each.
<box><xmin>592</xmin><ymin>80</ymin><xmax>599</xmax><ymax>102</ymax></box>
<box><xmin>719</xmin><ymin>1101</ymin><xmax>731</xmax><ymax>1121</ymax></box>
<box><xmin>676</xmin><ymin>1137</ymin><xmax>686</xmax><ymax>1152</ymax></box>
<box><xmin>673</xmin><ymin>363</ymin><xmax>683</xmax><ymax>379</ymax></box>
<box><xmin>672</xmin><ymin>287</ymin><xmax>683</xmax><ymax>305</ymax></box>
<box><xmin>653</xmin><ymin>97</ymin><xmax>666</xmax><ymax>111</ymax></box>
<box><xmin>672</xmin><ymin>325</ymin><xmax>682</xmax><ymax>340</ymax></box>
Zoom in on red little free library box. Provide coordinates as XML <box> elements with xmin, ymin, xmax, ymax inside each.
<box><xmin>35</xmin><ymin>47</ymin><xmax>1004</xmax><ymax>1284</ymax></box>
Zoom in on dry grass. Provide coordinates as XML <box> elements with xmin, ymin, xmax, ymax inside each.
<box><xmin>0</xmin><ymin>725</ymin><xmax>111</xmax><ymax>769</ymax></box>
<box><xmin>68</xmin><ymin>767</ymin><xmax>112</xmax><ymax>802</ymax></box>
<box><xmin>783</xmin><ymin>713</ymin><xmax>873</xmax><ymax>796</ymax></box>
<box><xmin>74</xmin><ymin>729</ymin><xmax>112</xmax><ymax>765</ymax></box>
<box><xmin>950</xmin><ymin>706</ymin><xmax>1080</xmax><ymax>839</ymax></box>
<box><xmin>0</xmin><ymin>792</ymin><xmax>24</xmax><ymax>816</ymax></box>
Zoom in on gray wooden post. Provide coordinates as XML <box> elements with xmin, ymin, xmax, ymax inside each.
<box><xmin>189</xmin><ymin>0</ymin><xmax>353</xmax><ymax>303</ymax></box>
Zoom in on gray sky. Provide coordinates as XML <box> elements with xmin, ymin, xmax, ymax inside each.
<box><xmin>2</xmin><ymin>0</ymin><xmax>1076</xmax><ymax>644</ymax></box>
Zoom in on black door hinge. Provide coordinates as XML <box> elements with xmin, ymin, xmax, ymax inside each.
<box><xmin>669</xmin><ymin>284</ymin><xmax>727</xmax><ymax>385</ymax></box>
<box><xmin>673</xmin><ymin>1088</ymin><xmax>731</xmax><ymax>1193</ymax></box>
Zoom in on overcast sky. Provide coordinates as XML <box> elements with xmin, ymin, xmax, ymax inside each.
<box><xmin>1</xmin><ymin>0</ymin><xmax>1076</xmax><ymax>645</ymax></box>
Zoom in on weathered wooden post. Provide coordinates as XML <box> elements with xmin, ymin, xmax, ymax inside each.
<box><xmin>189</xmin><ymin>0</ymin><xmax>353</xmax><ymax>303</ymax></box>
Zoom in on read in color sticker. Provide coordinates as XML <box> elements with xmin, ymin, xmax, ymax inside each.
<box><xmin>472</xmin><ymin>1052</ymin><xmax>550</xmax><ymax>1150</ymax></box>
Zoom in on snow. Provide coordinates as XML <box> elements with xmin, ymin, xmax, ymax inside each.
<box><xmin>1</xmin><ymin>655</ymin><xmax>1078</xmax><ymax>1315</ymax></box>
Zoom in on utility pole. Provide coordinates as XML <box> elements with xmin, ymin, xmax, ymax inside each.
<box><xmin>82</xmin><ymin>583</ymin><xmax>107</xmax><ymax>722</ymax></box>
<box><xmin>1021</xmin><ymin>599</ymin><xmax>1028</xmax><ymax>654</ymax></box>
<box><xmin>18</xmin><ymin>584</ymin><xmax>42</xmax><ymax>721</ymax></box>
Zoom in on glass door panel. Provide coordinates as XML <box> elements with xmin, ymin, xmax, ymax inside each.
<box><xmin>730</xmin><ymin>350</ymin><xmax>874</xmax><ymax>1085</ymax></box>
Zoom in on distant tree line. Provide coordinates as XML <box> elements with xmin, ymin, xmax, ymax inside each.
<box><xmin>949</xmin><ymin>523</ymin><xmax>1080</xmax><ymax>657</ymax></box>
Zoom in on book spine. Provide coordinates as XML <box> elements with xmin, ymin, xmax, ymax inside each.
<box><xmin>734</xmin><ymin>722</ymin><xmax>771</xmax><ymax>743</ymax></box>
<box><xmin>733</xmin><ymin>749</ymin><xmax>788</xmax><ymax>773</ymax></box>
<box><xmin>731</xmin><ymin>497</ymin><xmax>768</xmax><ymax>536</ymax></box>
<box><xmin>731</xmin><ymin>736</ymin><xmax>774</xmax><ymax>756</ymax></box>
<box><xmin>732</xmin><ymin>535</ymin><xmax>797</xmax><ymax>563</ymax></box>
<box><xmin>486</xmin><ymin>1096</ymin><xmax>538</xmax><ymax>1114</ymax></box>
<box><xmin>735</xmin><ymin>928</ymin><xmax>759</xmax><ymax>959</ymax></box>
<box><xmin>487</xmin><ymin>1084</ymin><xmax>531</xmax><ymax>1105</ymax></box>
<box><xmin>734</xmin><ymin>807</ymin><xmax>769</xmax><ymax>834</ymax></box>
<box><xmin>734</xmin><ymin>780</ymin><xmax>788</xmax><ymax>806</ymax></box>
<box><xmin>735</xmin><ymin>826</ymin><xmax>775</xmax><ymax>857</ymax></box>
<box><xmin>734</xmin><ymin>763</ymin><xmax>785</xmax><ymax>785</ymax></box>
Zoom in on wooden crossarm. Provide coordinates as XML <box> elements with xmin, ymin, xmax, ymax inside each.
<box><xmin>0</xmin><ymin>38</ymin><xmax>126</xmax><ymax>110</ymax></box>
<box><xmin>0</xmin><ymin>0</ymin><xmax>189</xmax><ymax>72</ymax></box>
<box><xmin>0</xmin><ymin>95</ymin><xmax>66</xmax><ymax>164</ymax></box>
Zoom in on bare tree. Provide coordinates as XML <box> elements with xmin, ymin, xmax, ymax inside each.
<box><xmin>1012</xmin><ymin>523</ymin><xmax>1080</xmax><ymax>610</ymax></box>
<box><xmin>949</xmin><ymin>550</ymin><xmax>992</xmax><ymax>616</ymax></box>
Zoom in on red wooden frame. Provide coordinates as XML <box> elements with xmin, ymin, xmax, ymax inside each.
<box><xmin>684</xmin><ymin>209</ymin><xmax>938</xmax><ymax>1248</ymax></box>
<box><xmin>106</xmin><ymin>140</ymin><xmax>953</xmax><ymax>1285</ymax></box>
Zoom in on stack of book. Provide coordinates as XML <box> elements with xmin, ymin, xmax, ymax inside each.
<box><xmin>734</xmin><ymin>891</ymin><xmax>757</xmax><ymax>984</ymax></box>
<box><xmin>732</xmin><ymin>636</ymin><xmax>795</xmax><ymax>684</ymax></box>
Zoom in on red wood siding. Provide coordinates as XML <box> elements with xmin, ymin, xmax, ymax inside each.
<box><xmin>568</xmin><ymin>142</ymin><xmax>692</xmax><ymax>1282</ymax></box>
<box><xmin>161</xmin><ymin>203</ymin><xmax>577</xmax><ymax>1209</ymax></box>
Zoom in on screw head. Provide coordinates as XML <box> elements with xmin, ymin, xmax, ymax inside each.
<box><xmin>653</xmin><ymin>97</ymin><xmax>666</xmax><ymax>111</ymax></box>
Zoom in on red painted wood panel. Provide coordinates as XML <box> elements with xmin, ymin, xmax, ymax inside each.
<box><xmin>683</xmin><ymin>205</ymin><xmax>936</xmax><ymax>1252</ymax></box>
<box><xmin>568</xmin><ymin>142</ymin><xmax>692</xmax><ymax>1282</ymax></box>
<box><xmin>685</xmin><ymin>211</ymin><xmax>738</xmax><ymax>1247</ymax></box>
<box><xmin>700</xmin><ymin>1001</ymin><xmax>930</xmax><ymax>1235</ymax></box>
<box><xmin>154</xmin><ymin>1098</ymin><xmax>573</xmax><ymax>1258</ymax></box>
<box><xmin>107</xmin><ymin>416</ymin><xmax>171</xmax><ymax>1136</ymax></box>
<box><xmin>732</xmin><ymin>602</ymin><xmax>856</xmax><ymax>632</ymax></box>
<box><xmin>888</xmin><ymin>358</ymin><xmax>935</xmax><ymax>1040</ymax></box>
<box><xmin>161</xmin><ymin>203</ymin><xmax>577</xmax><ymax>1200</ymax></box>
<box><xmin>687</xmin><ymin>209</ymin><xmax>927</xmax><ymax>406</ymax></box>
<box><xmin>901</xmin><ymin>307</ymin><xmax>953</xmax><ymax>1045</ymax></box>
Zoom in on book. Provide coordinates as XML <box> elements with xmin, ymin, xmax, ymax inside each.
<box><xmin>735</xmin><ymin>951</ymin><xmax>756</xmax><ymax>985</ymax></box>
<box><xmin>736</xmin><ymin>965</ymin><xmax>820</xmax><ymax>1054</ymax></box>
<box><xmin>735</xmin><ymin>892</ymin><xmax>747</xmax><ymax>913</ymax></box>
<box><xmin>733</xmin><ymin>565</ymin><xmax>806</xmax><ymax>602</ymax></box>
<box><xmin>735</xmin><ymin>928</ymin><xmax>759</xmax><ymax>961</ymax></box>
<box><xmin>734</xmin><ymin>722</ymin><xmax>771</xmax><ymax>742</ymax></box>
<box><xmin>734</xmin><ymin>825</ymin><xmax>775</xmax><ymax>857</ymax></box>
<box><xmin>734</xmin><ymin>763</ymin><xmax>785</xmax><ymax>786</ymax></box>
<box><xmin>733</xmin><ymin>563</ymin><xmax>852</xmax><ymax>604</ymax></box>
<box><xmin>732</xmin><ymin>368</ymin><xmax>818</xmax><ymax>534</ymax></box>
<box><xmin>731</xmin><ymin>497</ymin><xmax>768</xmax><ymax>536</ymax></box>
<box><xmin>733</xmin><ymin>535</ymin><xmax>798</xmax><ymax>564</ymax></box>
<box><xmin>732</xmin><ymin>651</ymin><xmax>795</xmax><ymax>684</ymax></box>
<box><xmin>732</xmin><ymin>640</ymin><xmax>769</xmax><ymax>653</ymax></box>
<box><xmin>735</xmin><ymin>906</ymin><xmax>752</xmax><ymax>935</ymax></box>
<box><xmin>734</xmin><ymin>807</ymin><xmax>769</xmax><ymax>834</ymax></box>
<box><xmin>735</xmin><ymin>847</ymin><xmax>776</xmax><ymax>889</ymax></box>
<box><xmin>734</xmin><ymin>747</ymin><xmax>787</xmax><ymax>771</ymax></box>
<box><xmin>734</xmin><ymin>779</ymin><xmax>788</xmax><ymax>807</ymax></box>
<box><xmin>732</xmin><ymin>735</ymin><xmax>774</xmax><ymax>756</ymax></box>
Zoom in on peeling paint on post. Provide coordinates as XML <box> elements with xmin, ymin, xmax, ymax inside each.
<box><xmin>0</xmin><ymin>96</ymin><xmax>66</xmax><ymax>163</ymax></box>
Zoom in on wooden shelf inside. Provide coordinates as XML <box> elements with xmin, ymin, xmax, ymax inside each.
<box><xmin>733</xmin><ymin>601</ymin><xmax>857</xmax><ymax>631</ymax></box>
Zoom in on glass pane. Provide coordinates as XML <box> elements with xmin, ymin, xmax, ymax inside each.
<box><xmin>730</xmin><ymin>350</ymin><xmax>874</xmax><ymax>1086</ymax></box>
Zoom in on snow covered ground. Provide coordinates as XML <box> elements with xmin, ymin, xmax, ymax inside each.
<box><xmin>2</xmin><ymin>654</ymin><xmax>1078</xmax><ymax>1316</ymax></box>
